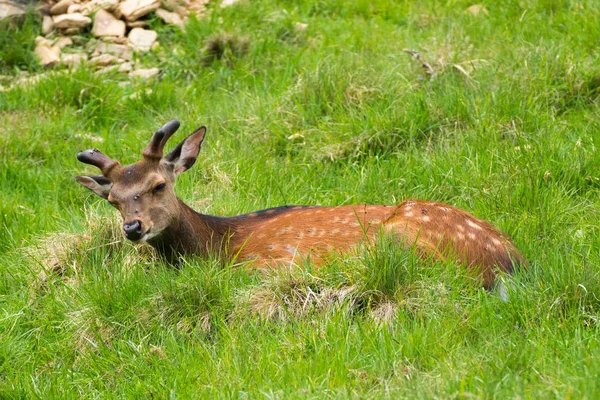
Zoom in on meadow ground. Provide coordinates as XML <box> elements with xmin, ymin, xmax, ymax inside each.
<box><xmin>1</xmin><ymin>0</ymin><xmax>600</xmax><ymax>397</ymax></box>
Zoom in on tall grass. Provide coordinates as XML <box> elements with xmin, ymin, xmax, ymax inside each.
<box><xmin>1</xmin><ymin>0</ymin><xmax>600</xmax><ymax>397</ymax></box>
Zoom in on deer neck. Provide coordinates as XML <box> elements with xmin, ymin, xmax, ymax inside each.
<box><xmin>147</xmin><ymin>199</ymin><xmax>235</xmax><ymax>262</ymax></box>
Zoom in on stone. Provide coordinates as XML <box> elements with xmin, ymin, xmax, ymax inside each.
<box><xmin>118</xmin><ymin>62</ymin><xmax>133</xmax><ymax>72</ymax></box>
<box><xmin>50</xmin><ymin>0</ymin><xmax>73</xmax><ymax>15</ymax></box>
<box><xmin>130</xmin><ymin>67</ymin><xmax>160</xmax><ymax>79</ymax></box>
<box><xmin>61</xmin><ymin>53</ymin><xmax>88</xmax><ymax>66</ymax></box>
<box><xmin>34</xmin><ymin>43</ymin><xmax>60</xmax><ymax>66</ymax></box>
<box><xmin>35</xmin><ymin>36</ymin><xmax>54</xmax><ymax>47</ymax></box>
<box><xmin>221</xmin><ymin>0</ymin><xmax>242</xmax><ymax>6</ymax></box>
<box><xmin>54</xmin><ymin>36</ymin><xmax>73</xmax><ymax>49</ymax></box>
<box><xmin>119</xmin><ymin>0</ymin><xmax>160</xmax><ymax>21</ymax></box>
<box><xmin>294</xmin><ymin>22</ymin><xmax>308</xmax><ymax>31</ymax></box>
<box><xmin>0</xmin><ymin>0</ymin><xmax>26</xmax><ymax>22</ymax></box>
<box><xmin>80</xmin><ymin>0</ymin><xmax>119</xmax><ymax>15</ymax></box>
<box><xmin>91</xmin><ymin>9</ymin><xmax>126</xmax><ymax>37</ymax></box>
<box><xmin>63</xmin><ymin>27</ymin><xmax>81</xmax><ymax>35</ymax></box>
<box><xmin>466</xmin><ymin>4</ymin><xmax>488</xmax><ymax>16</ymax></box>
<box><xmin>53</xmin><ymin>13</ymin><xmax>92</xmax><ymax>29</ymax></box>
<box><xmin>89</xmin><ymin>53</ymin><xmax>118</xmax><ymax>66</ymax></box>
<box><xmin>93</xmin><ymin>42</ymin><xmax>133</xmax><ymax>61</ymax></box>
<box><xmin>128</xmin><ymin>27</ymin><xmax>157</xmax><ymax>52</ymax></box>
<box><xmin>155</xmin><ymin>8</ymin><xmax>184</xmax><ymax>29</ymax></box>
<box><xmin>42</xmin><ymin>15</ymin><xmax>55</xmax><ymax>35</ymax></box>
<box><xmin>67</xmin><ymin>4</ymin><xmax>81</xmax><ymax>13</ymax></box>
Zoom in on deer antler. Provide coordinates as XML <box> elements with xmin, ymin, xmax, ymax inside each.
<box><xmin>143</xmin><ymin>119</ymin><xmax>181</xmax><ymax>159</ymax></box>
<box><xmin>77</xmin><ymin>148</ymin><xmax>120</xmax><ymax>177</ymax></box>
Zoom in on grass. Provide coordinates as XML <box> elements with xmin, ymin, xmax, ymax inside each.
<box><xmin>1</xmin><ymin>0</ymin><xmax>600</xmax><ymax>397</ymax></box>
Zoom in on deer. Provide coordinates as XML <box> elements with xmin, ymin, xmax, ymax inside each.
<box><xmin>75</xmin><ymin>120</ymin><xmax>526</xmax><ymax>290</ymax></box>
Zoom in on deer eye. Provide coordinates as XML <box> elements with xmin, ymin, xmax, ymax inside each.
<box><xmin>153</xmin><ymin>183</ymin><xmax>166</xmax><ymax>193</ymax></box>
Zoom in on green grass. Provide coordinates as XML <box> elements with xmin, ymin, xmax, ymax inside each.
<box><xmin>1</xmin><ymin>0</ymin><xmax>600</xmax><ymax>397</ymax></box>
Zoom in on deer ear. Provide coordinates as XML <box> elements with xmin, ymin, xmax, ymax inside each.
<box><xmin>164</xmin><ymin>126</ymin><xmax>206</xmax><ymax>175</ymax></box>
<box><xmin>75</xmin><ymin>175</ymin><xmax>113</xmax><ymax>199</ymax></box>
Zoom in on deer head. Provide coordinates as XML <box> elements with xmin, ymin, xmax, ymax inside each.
<box><xmin>75</xmin><ymin>120</ymin><xmax>206</xmax><ymax>242</ymax></box>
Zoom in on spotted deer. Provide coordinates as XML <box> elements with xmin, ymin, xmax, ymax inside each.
<box><xmin>76</xmin><ymin>120</ymin><xmax>526</xmax><ymax>289</ymax></box>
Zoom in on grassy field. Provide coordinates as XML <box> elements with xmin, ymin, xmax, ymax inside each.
<box><xmin>1</xmin><ymin>0</ymin><xmax>600</xmax><ymax>397</ymax></box>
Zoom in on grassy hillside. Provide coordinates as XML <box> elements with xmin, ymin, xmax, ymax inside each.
<box><xmin>1</xmin><ymin>0</ymin><xmax>600</xmax><ymax>397</ymax></box>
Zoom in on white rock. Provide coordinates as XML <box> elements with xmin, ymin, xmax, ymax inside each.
<box><xmin>221</xmin><ymin>0</ymin><xmax>242</xmax><ymax>7</ymax></box>
<box><xmin>294</xmin><ymin>22</ymin><xmax>308</xmax><ymax>31</ymax></box>
<box><xmin>0</xmin><ymin>0</ymin><xmax>26</xmax><ymax>21</ymax></box>
<box><xmin>155</xmin><ymin>8</ymin><xmax>184</xmax><ymax>29</ymax></box>
<box><xmin>130</xmin><ymin>67</ymin><xmax>160</xmax><ymax>79</ymax></box>
<box><xmin>67</xmin><ymin>4</ymin><xmax>81</xmax><ymax>13</ymax></box>
<box><xmin>89</xmin><ymin>54</ymin><xmax>118</xmax><ymax>66</ymax></box>
<box><xmin>34</xmin><ymin>44</ymin><xmax>60</xmax><ymax>67</ymax></box>
<box><xmin>119</xmin><ymin>0</ymin><xmax>160</xmax><ymax>21</ymax></box>
<box><xmin>92</xmin><ymin>9</ymin><xmax>126</xmax><ymax>37</ymax></box>
<box><xmin>128</xmin><ymin>27</ymin><xmax>157</xmax><ymax>52</ymax></box>
<box><xmin>81</xmin><ymin>0</ymin><xmax>119</xmax><ymax>15</ymax></box>
<box><xmin>54</xmin><ymin>36</ymin><xmax>73</xmax><ymax>49</ymax></box>
<box><xmin>53</xmin><ymin>13</ymin><xmax>92</xmax><ymax>29</ymax></box>
<box><xmin>61</xmin><ymin>53</ymin><xmax>88</xmax><ymax>66</ymax></box>
<box><xmin>93</xmin><ymin>42</ymin><xmax>133</xmax><ymax>61</ymax></box>
<box><xmin>50</xmin><ymin>0</ymin><xmax>73</xmax><ymax>15</ymax></box>
<box><xmin>35</xmin><ymin>36</ymin><xmax>54</xmax><ymax>47</ymax></box>
<box><xmin>42</xmin><ymin>15</ymin><xmax>54</xmax><ymax>35</ymax></box>
<box><xmin>466</xmin><ymin>4</ymin><xmax>488</xmax><ymax>16</ymax></box>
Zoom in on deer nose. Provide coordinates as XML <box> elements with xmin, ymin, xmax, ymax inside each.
<box><xmin>123</xmin><ymin>220</ymin><xmax>143</xmax><ymax>241</ymax></box>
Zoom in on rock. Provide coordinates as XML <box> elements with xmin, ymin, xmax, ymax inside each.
<box><xmin>35</xmin><ymin>36</ymin><xmax>54</xmax><ymax>47</ymax></box>
<box><xmin>294</xmin><ymin>22</ymin><xmax>307</xmax><ymax>31</ymax></box>
<box><xmin>42</xmin><ymin>15</ymin><xmax>54</xmax><ymax>35</ymax></box>
<box><xmin>119</xmin><ymin>0</ymin><xmax>160</xmax><ymax>21</ymax></box>
<box><xmin>53</xmin><ymin>13</ymin><xmax>92</xmax><ymax>29</ymax></box>
<box><xmin>130</xmin><ymin>67</ymin><xmax>160</xmax><ymax>79</ymax></box>
<box><xmin>80</xmin><ymin>0</ymin><xmax>119</xmax><ymax>15</ymax></box>
<box><xmin>0</xmin><ymin>0</ymin><xmax>26</xmax><ymax>22</ymax></box>
<box><xmin>61</xmin><ymin>53</ymin><xmax>88</xmax><ymax>66</ymax></box>
<box><xmin>54</xmin><ymin>36</ymin><xmax>73</xmax><ymax>49</ymax></box>
<box><xmin>63</xmin><ymin>27</ymin><xmax>81</xmax><ymax>35</ymax></box>
<box><xmin>67</xmin><ymin>4</ymin><xmax>81</xmax><ymax>13</ymax></box>
<box><xmin>221</xmin><ymin>0</ymin><xmax>242</xmax><ymax>7</ymax></box>
<box><xmin>155</xmin><ymin>8</ymin><xmax>184</xmax><ymax>29</ymax></box>
<box><xmin>187</xmin><ymin>0</ymin><xmax>209</xmax><ymax>16</ymax></box>
<box><xmin>91</xmin><ymin>9</ymin><xmax>126</xmax><ymax>37</ymax></box>
<box><xmin>466</xmin><ymin>4</ymin><xmax>488</xmax><ymax>16</ymax></box>
<box><xmin>126</xmin><ymin>19</ymin><xmax>147</xmax><ymax>28</ymax></box>
<box><xmin>89</xmin><ymin>53</ymin><xmax>118</xmax><ymax>66</ymax></box>
<box><xmin>34</xmin><ymin>43</ymin><xmax>60</xmax><ymax>66</ymax></box>
<box><xmin>128</xmin><ymin>27</ymin><xmax>157</xmax><ymax>52</ymax></box>
<box><xmin>118</xmin><ymin>62</ymin><xmax>133</xmax><ymax>72</ymax></box>
<box><xmin>93</xmin><ymin>42</ymin><xmax>132</xmax><ymax>61</ymax></box>
<box><xmin>50</xmin><ymin>0</ymin><xmax>73</xmax><ymax>15</ymax></box>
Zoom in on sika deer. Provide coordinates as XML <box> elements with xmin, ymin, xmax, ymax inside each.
<box><xmin>75</xmin><ymin>120</ymin><xmax>526</xmax><ymax>289</ymax></box>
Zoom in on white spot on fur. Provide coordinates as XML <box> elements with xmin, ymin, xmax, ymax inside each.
<box><xmin>466</xmin><ymin>220</ymin><xmax>483</xmax><ymax>230</ymax></box>
<box><xmin>422</xmin><ymin>215</ymin><xmax>431</xmax><ymax>222</ymax></box>
<box><xmin>457</xmin><ymin>225</ymin><xmax>465</xmax><ymax>232</ymax></box>
<box><xmin>279</xmin><ymin>227</ymin><xmax>291</xmax><ymax>234</ymax></box>
<box><xmin>457</xmin><ymin>232</ymin><xmax>465</xmax><ymax>240</ymax></box>
<box><xmin>404</xmin><ymin>211</ymin><xmax>414</xmax><ymax>217</ymax></box>
<box><xmin>492</xmin><ymin>238</ymin><xmax>502</xmax><ymax>247</ymax></box>
<box><xmin>351</xmin><ymin>222</ymin><xmax>360</xmax><ymax>227</ymax></box>
<box><xmin>284</xmin><ymin>244</ymin><xmax>297</xmax><ymax>256</ymax></box>
<box><xmin>468</xmin><ymin>232</ymin><xmax>476</xmax><ymax>240</ymax></box>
